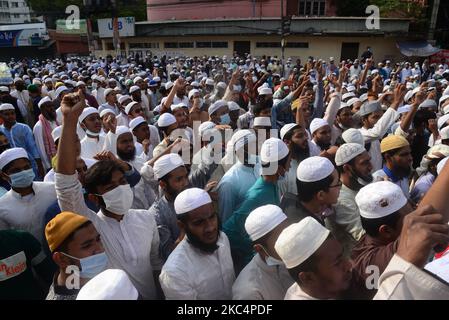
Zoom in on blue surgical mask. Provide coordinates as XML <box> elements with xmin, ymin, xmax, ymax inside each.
<box><xmin>9</xmin><ymin>169</ymin><xmax>35</xmax><ymax>188</ymax></box>
<box><xmin>63</xmin><ymin>252</ymin><xmax>108</xmax><ymax>279</ymax></box>
<box><xmin>220</xmin><ymin>113</ymin><xmax>231</xmax><ymax>125</ymax></box>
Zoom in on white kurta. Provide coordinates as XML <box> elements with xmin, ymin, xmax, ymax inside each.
<box><xmin>374</xmin><ymin>254</ymin><xmax>449</xmax><ymax>300</ymax></box>
<box><xmin>80</xmin><ymin>135</ymin><xmax>106</xmax><ymax>159</ymax></box>
<box><xmin>284</xmin><ymin>283</ymin><xmax>319</xmax><ymax>300</ymax></box>
<box><xmin>232</xmin><ymin>254</ymin><xmax>293</xmax><ymax>300</ymax></box>
<box><xmin>55</xmin><ymin>173</ymin><xmax>164</xmax><ymax>299</ymax></box>
<box><xmin>92</xmin><ymin>87</ymin><xmax>106</xmax><ymax>105</ymax></box>
<box><xmin>33</xmin><ymin>120</ymin><xmax>59</xmax><ymax>171</ymax></box>
<box><xmin>359</xmin><ymin>108</ymin><xmax>399</xmax><ymax>172</ymax></box>
<box><xmin>159</xmin><ymin>231</ymin><xmax>235</xmax><ymax>300</ymax></box>
<box><xmin>0</xmin><ymin>182</ymin><xmax>56</xmax><ymax>245</ymax></box>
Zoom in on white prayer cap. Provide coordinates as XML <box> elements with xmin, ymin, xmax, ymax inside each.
<box><xmin>190</xmin><ymin>81</ymin><xmax>199</xmax><ymax>88</ymax></box>
<box><xmin>75</xmin><ymin>81</ymin><xmax>86</xmax><ymax>87</ymax></box>
<box><xmin>342</xmin><ymin>128</ymin><xmax>364</xmax><ymax>146</ymax></box>
<box><xmin>419</xmin><ymin>99</ymin><xmax>437</xmax><ymax>110</ymax></box>
<box><xmin>443</xmin><ymin>104</ymin><xmax>449</xmax><ymax>115</ymax></box>
<box><xmin>280</xmin><ymin>123</ymin><xmax>300</xmax><ymax>140</ymax></box>
<box><xmin>233</xmin><ymin>85</ymin><xmax>242</xmax><ymax>92</ymax></box>
<box><xmin>51</xmin><ymin>126</ymin><xmax>62</xmax><ymax>142</ymax></box>
<box><xmin>359</xmin><ymin>93</ymin><xmax>368</xmax><ymax>103</ymax></box>
<box><xmin>217</xmin><ymin>82</ymin><xmax>227</xmax><ymax>90</ymax></box>
<box><xmin>205</xmin><ymin>78</ymin><xmax>214</xmax><ymax>86</ymax></box>
<box><xmin>76</xmin><ymin>269</ymin><xmax>138</xmax><ymax>300</ymax></box>
<box><xmin>253</xmin><ymin>117</ymin><xmax>271</xmax><ymax>127</ymax></box>
<box><xmin>258</xmin><ymin>86</ymin><xmax>273</xmax><ymax>96</ymax></box>
<box><xmin>157</xmin><ymin>113</ymin><xmax>177</xmax><ymax>128</ymax></box>
<box><xmin>438</xmin><ymin>94</ymin><xmax>449</xmax><ymax>107</ymax></box>
<box><xmin>198</xmin><ymin>121</ymin><xmax>216</xmax><ymax>137</ymax></box>
<box><xmin>99</xmin><ymin>109</ymin><xmax>115</xmax><ymax>119</ymax></box>
<box><xmin>342</xmin><ymin>92</ymin><xmax>355</xmax><ymax>100</ymax></box>
<box><xmin>38</xmin><ymin>96</ymin><xmax>52</xmax><ymax>108</ymax></box>
<box><xmin>104</xmin><ymin>88</ymin><xmax>115</xmax><ymax>98</ymax></box>
<box><xmin>437</xmin><ymin>113</ymin><xmax>449</xmax><ymax>130</ymax></box>
<box><xmin>309</xmin><ymin>118</ymin><xmax>329</xmax><ymax>135</ymax></box>
<box><xmin>118</xmin><ymin>95</ymin><xmax>131</xmax><ymax>105</ymax></box>
<box><xmin>245</xmin><ymin>204</ymin><xmax>287</xmax><ymax>241</ymax></box>
<box><xmin>0</xmin><ymin>103</ymin><xmax>15</xmax><ymax>111</ymax></box>
<box><xmin>260</xmin><ymin>138</ymin><xmax>289</xmax><ymax>163</ymax></box>
<box><xmin>398</xmin><ymin>105</ymin><xmax>411</xmax><ymax>115</ymax></box>
<box><xmin>79</xmin><ymin>107</ymin><xmax>99</xmax><ymax>123</ymax></box>
<box><xmin>44</xmin><ymin>77</ymin><xmax>53</xmax><ymax>83</ymax></box>
<box><xmin>404</xmin><ymin>87</ymin><xmax>420</xmax><ymax>103</ymax></box>
<box><xmin>355</xmin><ymin>181</ymin><xmax>407</xmax><ymax>219</ymax></box>
<box><xmin>440</xmin><ymin>126</ymin><xmax>449</xmax><ymax>140</ymax></box>
<box><xmin>335</xmin><ymin>143</ymin><xmax>366</xmax><ymax>166</ymax></box>
<box><xmin>0</xmin><ymin>147</ymin><xmax>29</xmax><ymax>170</ymax></box>
<box><xmin>275</xmin><ymin>217</ymin><xmax>330</xmax><ymax>269</ymax></box>
<box><xmin>188</xmin><ymin>89</ymin><xmax>199</xmax><ymax>100</ymax></box>
<box><xmin>55</xmin><ymin>86</ymin><xmax>68</xmax><ymax>97</ymax></box>
<box><xmin>165</xmin><ymin>82</ymin><xmax>174</xmax><ymax>90</ymax></box>
<box><xmin>228</xmin><ymin>101</ymin><xmax>240</xmax><ymax>112</ymax></box>
<box><xmin>133</xmin><ymin>76</ymin><xmax>143</xmax><ymax>84</ymax></box>
<box><xmin>347</xmin><ymin>85</ymin><xmax>356</xmax><ymax>92</ymax></box>
<box><xmin>338</xmin><ymin>102</ymin><xmax>349</xmax><ymax>110</ymax></box>
<box><xmin>208</xmin><ymin>100</ymin><xmax>228</xmax><ymax>115</ymax></box>
<box><xmin>125</xmin><ymin>101</ymin><xmax>139</xmax><ymax>115</ymax></box>
<box><xmin>233</xmin><ymin>129</ymin><xmax>256</xmax><ymax>151</ymax></box>
<box><xmin>437</xmin><ymin>156</ymin><xmax>449</xmax><ymax>175</ymax></box>
<box><xmin>174</xmin><ymin>187</ymin><xmax>212</xmax><ymax>215</ymax></box>
<box><xmin>129</xmin><ymin>85</ymin><xmax>140</xmax><ymax>94</ymax></box>
<box><xmin>0</xmin><ymin>86</ymin><xmax>9</xmax><ymax>92</ymax></box>
<box><xmin>115</xmin><ymin>126</ymin><xmax>131</xmax><ymax>138</ymax></box>
<box><xmin>171</xmin><ymin>103</ymin><xmax>187</xmax><ymax>112</ymax></box>
<box><xmin>153</xmin><ymin>153</ymin><xmax>184</xmax><ymax>180</ymax></box>
<box><xmin>33</xmin><ymin>79</ymin><xmax>42</xmax><ymax>85</ymax></box>
<box><xmin>297</xmin><ymin>156</ymin><xmax>334</xmax><ymax>182</ymax></box>
<box><xmin>129</xmin><ymin>116</ymin><xmax>146</xmax><ymax>131</ymax></box>
<box><xmin>153</xmin><ymin>76</ymin><xmax>161</xmax><ymax>82</ymax></box>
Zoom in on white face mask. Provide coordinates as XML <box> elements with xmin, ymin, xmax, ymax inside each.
<box><xmin>99</xmin><ymin>184</ymin><xmax>133</xmax><ymax>215</ymax></box>
<box><xmin>260</xmin><ymin>246</ymin><xmax>284</xmax><ymax>266</ymax></box>
<box><xmin>86</xmin><ymin>129</ymin><xmax>100</xmax><ymax>137</ymax></box>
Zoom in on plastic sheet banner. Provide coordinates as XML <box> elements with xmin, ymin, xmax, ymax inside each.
<box><xmin>397</xmin><ymin>41</ymin><xmax>441</xmax><ymax>57</ymax></box>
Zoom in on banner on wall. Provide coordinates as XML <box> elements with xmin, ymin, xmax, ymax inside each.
<box><xmin>98</xmin><ymin>17</ymin><xmax>135</xmax><ymax>38</ymax></box>
<box><xmin>0</xmin><ymin>23</ymin><xmax>47</xmax><ymax>47</ymax></box>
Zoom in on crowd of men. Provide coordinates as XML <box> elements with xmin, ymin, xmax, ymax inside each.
<box><xmin>1</xmin><ymin>49</ymin><xmax>449</xmax><ymax>300</ymax></box>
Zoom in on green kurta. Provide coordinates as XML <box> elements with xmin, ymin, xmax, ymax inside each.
<box><xmin>223</xmin><ymin>177</ymin><xmax>280</xmax><ymax>268</ymax></box>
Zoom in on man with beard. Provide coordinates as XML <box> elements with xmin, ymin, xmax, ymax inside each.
<box><xmin>79</xmin><ymin>107</ymin><xmax>105</xmax><ymax>159</ymax></box>
<box><xmin>373</xmin><ymin>135</ymin><xmax>413</xmax><ymax>198</ymax></box>
<box><xmin>103</xmin><ymin>125</ymin><xmax>157</xmax><ymax>210</ymax></box>
<box><xmin>159</xmin><ymin>187</ymin><xmax>235</xmax><ymax>299</ymax></box>
<box><xmin>33</xmin><ymin>97</ymin><xmax>59</xmax><ymax>171</ymax></box>
<box><xmin>279</xmin><ymin>123</ymin><xmax>312</xmax><ymax>196</ymax></box>
<box><xmin>275</xmin><ymin>216</ymin><xmax>353</xmax><ymax>300</ymax></box>
<box><xmin>328</xmin><ymin>143</ymin><xmax>373</xmax><ymax>256</ymax></box>
<box><xmin>149</xmin><ymin>153</ymin><xmax>189</xmax><ymax>260</ymax></box>
<box><xmin>42</xmin><ymin>77</ymin><xmax>56</xmax><ymax>100</ymax></box>
<box><xmin>309</xmin><ymin>118</ymin><xmax>332</xmax><ymax>152</ymax></box>
<box><xmin>133</xmin><ymin>77</ymin><xmax>152</xmax><ymax>121</ymax></box>
<box><xmin>217</xmin><ymin>130</ymin><xmax>260</xmax><ymax>223</ymax></box>
<box><xmin>0</xmin><ymin>86</ymin><xmax>25</xmax><ymax>123</ymax></box>
<box><xmin>55</xmin><ymin>91</ymin><xmax>164</xmax><ymax>299</ymax></box>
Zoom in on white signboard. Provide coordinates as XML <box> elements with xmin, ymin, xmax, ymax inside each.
<box><xmin>97</xmin><ymin>17</ymin><xmax>135</xmax><ymax>38</ymax></box>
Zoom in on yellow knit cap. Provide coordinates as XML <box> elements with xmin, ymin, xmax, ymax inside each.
<box><xmin>54</xmin><ymin>82</ymin><xmax>65</xmax><ymax>89</ymax></box>
<box><xmin>380</xmin><ymin>135</ymin><xmax>409</xmax><ymax>153</ymax></box>
<box><xmin>45</xmin><ymin>211</ymin><xmax>89</xmax><ymax>252</ymax></box>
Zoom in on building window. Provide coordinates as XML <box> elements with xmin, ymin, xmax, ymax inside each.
<box><xmin>196</xmin><ymin>41</ymin><xmax>211</xmax><ymax>48</ymax></box>
<box><xmin>179</xmin><ymin>42</ymin><xmax>194</xmax><ymax>48</ymax></box>
<box><xmin>0</xmin><ymin>1</ymin><xmax>8</xmax><ymax>8</ymax></box>
<box><xmin>12</xmin><ymin>13</ymin><xmax>20</xmax><ymax>18</ymax></box>
<box><xmin>164</xmin><ymin>42</ymin><xmax>179</xmax><ymax>48</ymax></box>
<box><xmin>212</xmin><ymin>41</ymin><xmax>228</xmax><ymax>48</ymax></box>
<box><xmin>11</xmin><ymin>2</ymin><xmax>18</xmax><ymax>7</ymax></box>
<box><xmin>298</xmin><ymin>0</ymin><xmax>325</xmax><ymax>16</ymax></box>
<box><xmin>256</xmin><ymin>42</ymin><xmax>281</xmax><ymax>48</ymax></box>
<box><xmin>286</xmin><ymin>42</ymin><xmax>309</xmax><ymax>48</ymax></box>
<box><xmin>0</xmin><ymin>12</ymin><xmax>9</xmax><ymax>18</ymax></box>
<box><xmin>129</xmin><ymin>42</ymin><xmax>159</xmax><ymax>49</ymax></box>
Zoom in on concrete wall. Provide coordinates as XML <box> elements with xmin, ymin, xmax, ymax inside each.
<box><xmin>147</xmin><ymin>0</ymin><xmax>337</xmax><ymax>22</ymax></box>
<box><xmin>96</xmin><ymin>34</ymin><xmax>403</xmax><ymax>62</ymax></box>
